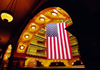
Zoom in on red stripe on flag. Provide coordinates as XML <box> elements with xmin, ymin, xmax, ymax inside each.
<box><xmin>62</xmin><ymin>23</ymin><xmax>68</xmax><ymax>59</ymax></box>
<box><xmin>64</xmin><ymin>23</ymin><xmax>70</xmax><ymax>59</ymax></box>
<box><xmin>46</xmin><ymin>37</ymin><xmax>48</xmax><ymax>59</ymax></box>
<box><xmin>65</xmin><ymin>23</ymin><xmax>73</xmax><ymax>59</ymax></box>
<box><xmin>58</xmin><ymin>23</ymin><xmax>64</xmax><ymax>59</ymax></box>
<box><xmin>66</xmin><ymin>29</ymin><xmax>73</xmax><ymax>59</ymax></box>
<box><xmin>53</xmin><ymin>37</ymin><xmax>56</xmax><ymax>59</ymax></box>
<box><xmin>46</xmin><ymin>23</ymin><xmax>73</xmax><ymax>59</ymax></box>
<box><xmin>57</xmin><ymin>23</ymin><xmax>63</xmax><ymax>59</ymax></box>
<box><xmin>50</xmin><ymin>37</ymin><xmax>52</xmax><ymax>59</ymax></box>
<box><xmin>52</xmin><ymin>37</ymin><xmax>55</xmax><ymax>59</ymax></box>
<box><xmin>61</xmin><ymin>23</ymin><xmax>67</xmax><ymax>59</ymax></box>
<box><xmin>57</xmin><ymin>37</ymin><xmax>60</xmax><ymax>59</ymax></box>
<box><xmin>67</xmin><ymin>31</ymin><xmax>73</xmax><ymax>59</ymax></box>
<box><xmin>55</xmin><ymin>37</ymin><xmax>59</xmax><ymax>59</ymax></box>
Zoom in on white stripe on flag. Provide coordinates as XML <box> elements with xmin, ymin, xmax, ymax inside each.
<box><xmin>55</xmin><ymin>37</ymin><xmax>58</xmax><ymax>59</ymax></box>
<box><xmin>48</xmin><ymin>37</ymin><xmax>50</xmax><ymax>59</ymax></box>
<box><xmin>47</xmin><ymin>23</ymin><xmax>72</xmax><ymax>59</ymax></box>
<box><xmin>57</xmin><ymin>23</ymin><xmax>63</xmax><ymax>59</ymax></box>
<box><xmin>52</xmin><ymin>37</ymin><xmax>54</xmax><ymax>59</ymax></box>
<box><xmin>64</xmin><ymin>23</ymin><xmax>71</xmax><ymax>59</ymax></box>
<box><xmin>60</xmin><ymin>23</ymin><xmax>67</xmax><ymax>59</ymax></box>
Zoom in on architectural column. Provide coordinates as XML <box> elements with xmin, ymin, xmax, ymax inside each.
<box><xmin>42</xmin><ymin>59</ymin><xmax>50</xmax><ymax>67</ymax></box>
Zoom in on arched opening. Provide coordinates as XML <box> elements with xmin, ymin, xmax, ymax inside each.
<box><xmin>15</xmin><ymin>7</ymin><xmax>73</xmax><ymax>56</ymax></box>
<box><xmin>3</xmin><ymin>44</ymin><xmax>12</xmax><ymax>63</ymax></box>
<box><xmin>49</xmin><ymin>62</ymin><xmax>65</xmax><ymax>66</ymax></box>
<box><xmin>14</xmin><ymin>6</ymin><xmax>84</xmax><ymax>68</ymax></box>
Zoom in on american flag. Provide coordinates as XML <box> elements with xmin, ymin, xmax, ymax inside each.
<box><xmin>46</xmin><ymin>23</ymin><xmax>73</xmax><ymax>59</ymax></box>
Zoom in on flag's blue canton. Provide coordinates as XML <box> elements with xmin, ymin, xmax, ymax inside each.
<box><xmin>46</xmin><ymin>24</ymin><xmax>58</xmax><ymax>37</ymax></box>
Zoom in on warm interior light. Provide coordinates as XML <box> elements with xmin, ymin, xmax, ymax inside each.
<box><xmin>5</xmin><ymin>56</ymin><xmax>8</xmax><ymax>58</ymax></box>
<box><xmin>8</xmin><ymin>44</ymin><xmax>12</xmax><ymax>49</ymax></box>
<box><xmin>7</xmin><ymin>49</ymin><xmax>11</xmax><ymax>52</ymax></box>
<box><xmin>39</xmin><ymin>14</ymin><xmax>45</xmax><ymax>21</ymax></box>
<box><xmin>40</xmin><ymin>17</ymin><xmax>44</xmax><ymax>21</ymax></box>
<box><xmin>53</xmin><ymin>9</ymin><xmax>58</xmax><ymax>13</ymax></box>
<box><xmin>1</xmin><ymin>10</ymin><xmax>13</xmax><ymax>22</ymax></box>
<box><xmin>51</xmin><ymin>9</ymin><xmax>58</xmax><ymax>16</ymax></box>
<box><xmin>51</xmin><ymin>12</ymin><xmax>57</xmax><ymax>16</ymax></box>
<box><xmin>72</xmin><ymin>63</ymin><xmax>74</xmax><ymax>65</ymax></box>
<box><xmin>41</xmin><ymin>14</ymin><xmax>45</xmax><ymax>17</ymax></box>
<box><xmin>25</xmin><ymin>34</ymin><xmax>29</xmax><ymax>38</ymax></box>
<box><xmin>19</xmin><ymin>45</ymin><xmax>24</xmax><ymax>50</ymax></box>
<box><xmin>31</xmin><ymin>25</ymin><xmax>36</xmax><ymax>29</ymax></box>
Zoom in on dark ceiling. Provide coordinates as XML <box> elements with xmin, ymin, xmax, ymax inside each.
<box><xmin>0</xmin><ymin>0</ymin><xmax>100</xmax><ymax>52</ymax></box>
<box><xmin>0</xmin><ymin>0</ymin><xmax>47</xmax><ymax>49</ymax></box>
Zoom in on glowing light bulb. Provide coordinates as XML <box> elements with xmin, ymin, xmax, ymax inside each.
<box><xmin>52</xmin><ymin>12</ymin><xmax>57</xmax><ymax>16</ymax></box>
<box><xmin>41</xmin><ymin>14</ymin><xmax>45</xmax><ymax>17</ymax></box>
<box><xmin>53</xmin><ymin>9</ymin><xmax>58</xmax><ymax>13</ymax></box>
<box><xmin>5</xmin><ymin>56</ymin><xmax>7</xmax><ymax>58</ymax></box>
<box><xmin>25</xmin><ymin>34</ymin><xmax>29</xmax><ymax>38</ymax></box>
<box><xmin>31</xmin><ymin>25</ymin><xmax>36</xmax><ymax>29</ymax></box>
<box><xmin>40</xmin><ymin>15</ymin><xmax>45</xmax><ymax>21</ymax></box>
<box><xmin>40</xmin><ymin>18</ymin><xmax>44</xmax><ymax>21</ymax></box>
<box><xmin>20</xmin><ymin>45</ymin><xmax>24</xmax><ymax>50</ymax></box>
